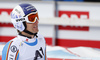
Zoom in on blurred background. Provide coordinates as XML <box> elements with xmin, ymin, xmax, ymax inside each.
<box><xmin>0</xmin><ymin>0</ymin><xmax>100</xmax><ymax>60</ymax></box>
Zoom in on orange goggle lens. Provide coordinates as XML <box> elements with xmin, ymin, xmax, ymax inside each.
<box><xmin>28</xmin><ymin>13</ymin><xmax>39</xmax><ymax>22</ymax></box>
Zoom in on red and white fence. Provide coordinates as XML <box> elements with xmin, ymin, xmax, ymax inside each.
<box><xmin>0</xmin><ymin>1</ymin><xmax>100</xmax><ymax>48</ymax></box>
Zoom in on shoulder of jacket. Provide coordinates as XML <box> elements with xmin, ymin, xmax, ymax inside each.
<box><xmin>2</xmin><ymin>38</ymin><xmax>20</xmax><ymax>60</ymax></box>
<box><xmin>37</xmin><ymin>34</ymin><xmax>46</xmax><ymax>42</ymax></box>
<box><xmin>10</xmin><ymin>37</ymin><xmax>22</xmax><ymax>48</ymax></box>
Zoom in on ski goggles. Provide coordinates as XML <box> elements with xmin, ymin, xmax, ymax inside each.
<box><xmin>25</xmin><ymin>12</ymin><xmax>39</xmax><ymax>23</ymax></box>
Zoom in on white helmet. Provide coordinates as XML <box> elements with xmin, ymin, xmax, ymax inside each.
<box><xmin>11</xmin><ymin>3</ymin><xmax>39</xmax><ymax>36</ymax></box>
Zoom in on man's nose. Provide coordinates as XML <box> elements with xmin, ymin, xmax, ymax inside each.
<box><xmin>35</xmin><ymin>19</ymin><xmax>39</xmax><ymax>24</ymax></box>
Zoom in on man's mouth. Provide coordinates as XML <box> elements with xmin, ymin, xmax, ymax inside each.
<box><xmin>33</xmin><ymin>26</ymin><xmax>37</xmax><ymax>28</ymax></box>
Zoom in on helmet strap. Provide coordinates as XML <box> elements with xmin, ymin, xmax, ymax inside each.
<box><xmin>23</xmin><ymin>29</ymin><xmax>38</xmax><ymax>37</ymax></box>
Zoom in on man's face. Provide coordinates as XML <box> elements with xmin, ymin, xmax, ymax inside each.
<box><xmin>26</xmin><ymin>20</ymin><xmax>39</xmax><ymax>33</ymax></box>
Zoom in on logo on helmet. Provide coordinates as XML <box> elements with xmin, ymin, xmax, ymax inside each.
<box><xmin>15</xmin><ymin>9</ymin><xmax>20</xmax><ymax>14</ymax></box>
<box><xmin>11</xmin><ymin>12</ymin><xmax>21</xmax><ymax>19</ymax></box>
<box><xmin>31</xmin><ymin>9</ymin><xmax>36</xmax><ymax>12</ymax></box>
<box><xmin>16</xmin><ymin>18</ymin><xmax>25</xmax><ymax>22</ymax></box>
<box><xmin>25</xmin><ymin>5</ymin><xmax>35</xmax><ymax>11</ymax></box>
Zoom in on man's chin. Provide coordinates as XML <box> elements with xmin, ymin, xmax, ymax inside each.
<box><xmin>33</xmin><ymin>30</ymin><xmax>39</xmax><ymax>33</ymax></box>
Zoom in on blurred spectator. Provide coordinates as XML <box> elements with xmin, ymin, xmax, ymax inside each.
<box><xmin>55</xmin><ymin>0</ymin><xmax>84</xmax><ymax>2</ymax></box>
<box><xmin>42</xmin><ymin>0</ymin><xmax>54</xmax><ymax>1</ymax></box>
<box><xmin>84</xmin><ymin>0</ymin><xmax>100</xmax><ymax>2</ymax></box>
<box><xmin>43</xmin><ymin>0</ymin><xmax>100</xmax><ymax>2</ymax></box>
